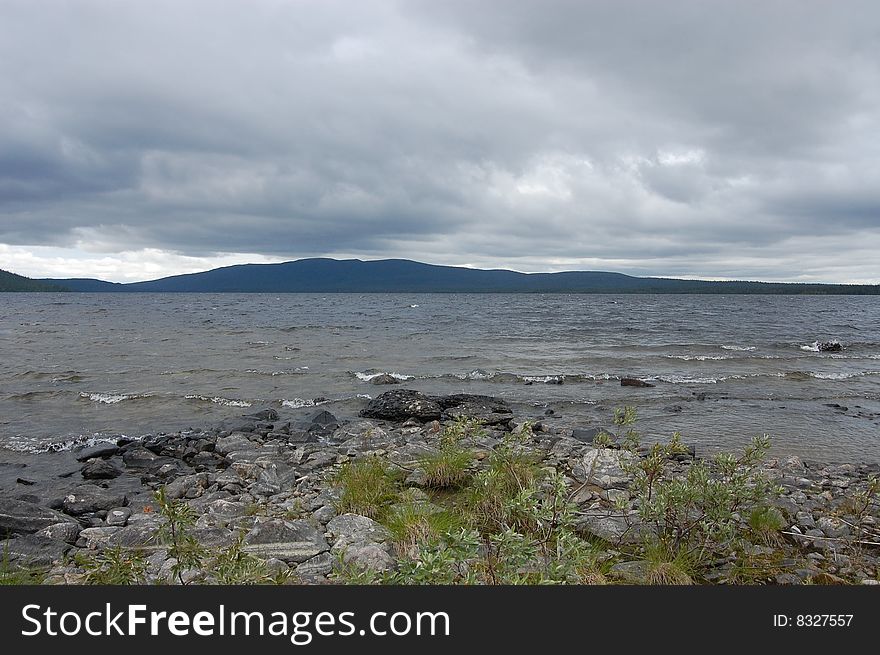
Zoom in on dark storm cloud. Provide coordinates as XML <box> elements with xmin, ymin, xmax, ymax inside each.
<box><xmin>0</xmin><ymin>0</ymin><xmax>879</xmax><ymax>282</ymax></box>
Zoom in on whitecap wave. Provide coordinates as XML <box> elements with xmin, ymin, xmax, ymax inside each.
<box><xmin>185</xmin><ymin>394</ymin><xmax>252</xmax><ymax>407</ymax></box>
<box><xmin>800</xmin><ymin>342</ymin><xmax>820</xmax><ymax>352</ymax></box>
<box><xmin>721</xmin><ymin>345</ymin><xmax>756</xmax><ymax>351</ymax></box>
<box><xmin>354</xmin><ymin>371</ymin><xmax>414</xmax><ymax>382</ymax></box>
<box><xmin>81</xmin><ymin>392</ymin><xmax>152</xmax><ymax>404</ymax></box>
<box><xmin>281</xmin><ymin>397</ymin><xmax>330</xmax><ymax>409</ymax></box>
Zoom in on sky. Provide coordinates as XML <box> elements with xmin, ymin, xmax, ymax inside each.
<box><xmin>1</xmin><ymin>0</ymin><xmax>879</xmax><ymax>284</ymax></box>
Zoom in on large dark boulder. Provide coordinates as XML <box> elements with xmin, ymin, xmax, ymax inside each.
<box><xmin>81</xmin><ymin>459</ymin><xmax>122</xmax><ymax>480</ymax></box>
<box><xmin>621</xmin><ymin>377</ymin><xmax>655</xmax><ymax>388</ymax></box>
<box><xmin>818</xmin><ymin>341</ymin><xmax>843</xmax><ymax>352</ymax></box>
<box><xmin>75</xmin><ymin>443</ymin><xmax>119</xmax><ymax>461</ymax></box>
<box><xmin>438</xmin><ymin>394</ymin><xmax>513</xmax><ymax>426</ymax></box>
<box><xmin>0</xmin><ymin>499</ymin><xmax>77</xmax><ymax>535</ymax></box>
<box><xmin>360</xmin><ymin>390</ymin><xmax>442</xmax><ymax>422</ymax></box>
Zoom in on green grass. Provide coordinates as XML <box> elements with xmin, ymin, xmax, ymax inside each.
<box><xmin>332</xmin><ymin>456</ymin><xmax>404</xmax><ymax>521</ymax></box>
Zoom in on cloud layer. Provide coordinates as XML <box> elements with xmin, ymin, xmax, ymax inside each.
<box><xmin>1</xmin><ymin>0</ymin><xmax>879</xmax><ymax>282</ymax></box>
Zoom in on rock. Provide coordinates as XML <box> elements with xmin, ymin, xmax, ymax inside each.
<box><xmin>327</xmin><ymin>513</ymin><xmax>391</xmax><ymax>546</ymax></box>
<box><xmin>243</xmin><ymin>518</ymin><xmax>330</xmax><ymax>564</ymax></box>
<box><xmin>438</xmin><ymin>394</ymin><xmax>513</xmax><ymax>426</ymax></box>
<box><xmin>571</xmin><ymin>448</ymin><xmax>636</xmax><ymax>489</ymax></box>
<box><xmin>339</xmin><ymin>543</ymin><xmax>397</xmax><ymax>573</ymax></box>
<box><xmin>81</xmin><ymin>459</ymin><xmax>122</xmax><ymax>480</ymax></box>
<box><xmin>16</xmin><ymin>477</ymin><xmax>35</xmax><ymax>486</ymax></box>
<box><xmin>35</xmin><ymin>522</ymin><xmax>82</xmax><ymax>544</ymax></box>
<box><xmin>164</xmin><ymin>473</ymin><xmax>211</xmax><ymax>500</ymax></box>
<box><xmin>0</xmin><ymin>535</ymin><xmax>71</xmax><ymax>567</ymax></box>
<box><xmin>106</xmin><ymin>507</ymin><xmax>132</xmax><ymax>527</ymax></box>
<box><xmin>296</xmin><ymin>552</ymin><xmax>334</xmax><ymax>581</ymax></box>
<box><xmin>621</xmin><ymin>378</ymin><xmax>655</xmax><ymax>388</ymax></box>
<box><xmin>75</xmin><ymin>443</ymin><xmax>120</xmax><ymax>461</ymax></box>
<box><xmin>817</xmin><ymin>516</ymin><xmax>850</xmax><ymax>539</ymax></box>
<box><xmin>300</xmin><ymin>410</ymin><xmax>340</xmax><ymax>437</ymax></box>
<box><xmin>76</xmin><ymin>526</ymin><xmax>121</xmax><ymax>549</ymax></box>
<box><xmin>0</xmin><ymin>499</ymin><xmax>77</xmax><ymax>535</ymax></box>
<box><xmin>121</xmin><ymin>446</ymin><xmax>162</xmax><ymax>469</ymax></box>
<box><xmin>243</xmin><ymin>408</ymin><xmax>279</xmax><ymax>422</ymax></box>
<box><xmin>818</xmin><ymin>341</ymin><xmax>843</xmax><ymax>352</ymax></box>
<box><xmin>610</xmin><ymin>560</ymin><xmax>648</xmax><ymax>583</ymax></box>
<box><xmin>571</xmin><ymin>427</ymin><xmax>611</xmax><ymax>443</ymax></box>
<box><xmin>360</xmin><ymin>389</ymin><xmax>442</xmax><ymax>422</ymax></box>
<box><xmin>370</xmin><ymin>374</ymin><xmax>400</xmax><ymax>385</ymax></box>
<box><xmin>62</xmin><ymin>485</ymin><xmax>127</xmax><ymax>516</ymax></box>
<box><xmin>108</xmin><ymin>521</ymin><xmax>162</xmax><ymax>549</ymax></box>
<box><xmin>574</xmin><ymin>513</ymin><xmax>642</xmax><ymax>544</ymax></box>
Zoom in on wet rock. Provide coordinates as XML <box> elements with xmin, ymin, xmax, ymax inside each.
<box><xmin>243</xmin><ymin>408</ymin><xmax>279</xmax><ymax>422</ymax></box>
<box><xmin>62</xmin><ymin>485</ymin><xmax>127</xmax><ymax>516</ymax></box>
<box><xmin>621</xmin><ymin>378</ymin><xmax>655</xmax><ymax>388</ymax></box>
<box><xmin>370</xmin><ymin>373</ymin><xmax>400</xmax><ymax>385</ymax></box>
<box><xmin>81</xmin><ymin>459</ymin><xmax>122</xmax><ymax>480</ymax></box>
<box><xmin>438</xmin><ymin>394</ymin><xmax>513</xmax><ymax>426</ymax></box>
<box><xmin>0</xmin><ymin>499</ymin><xmax>77</xmax><ymax>535</ymax></box>
<box><xmin>122</xmin><ymin>446</ymin><xmax>162</xmax><ymax>469</ymax></box>
<box><xmin>818</xmin><ymin>341</ymin><xmax>843</xmax><ymax>352</ymax></box>
<box><xmin>75</xmin><ymin>443</ymin><xmax>120</xmax><ymax>461</ymax></box>
<box><xmin>360</xmin><ymin>389</ymin><xmax>442</xmax><ymax>422</ymax></box>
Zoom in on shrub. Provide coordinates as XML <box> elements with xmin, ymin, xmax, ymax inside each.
<box><xmin>332</xmin><ymin>456</ymin><xmax>403</xmax><ymax>521</ymax></box>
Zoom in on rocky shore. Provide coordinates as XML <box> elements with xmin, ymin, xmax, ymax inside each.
<box><xmin>1</xmin><ymin>389</ymin><xmax>878</xmax><ymax>585</ymax></box>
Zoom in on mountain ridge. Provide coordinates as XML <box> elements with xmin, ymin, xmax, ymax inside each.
<box><xmin>28</xmin><ymin>258</ymin><xmax>880</xmax><ymax>294</ymax></box>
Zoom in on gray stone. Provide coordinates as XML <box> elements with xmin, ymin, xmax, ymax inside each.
<box><xmin>327</xmin><ymin>513</ymin><xmax>391</xmax><ymax>546</ymax></box>
<box><xmin>572</xmin><ymin>449</ymin><xmax>635</xmax><ymax>489</ymax></box>
<box><xmin>75</xmin><ymin>443</ymin><xmax>119</xmax><ymax>461</ymax></box>
<box><xmin>76</xmin><ymin>526</ymin><xmax>121</xmax><ymax>549</ymax></box>
<box><xmin>0</xmin><ymin>499</ymin><xmax>77</xmax><ymax>535</ymax></box>
<box><xmin>121</xmin><ymin>446</ymin><xmax>161</xmax><ymax>469</ymax></box>
<box><xmin>610</xmin><ymin>560</ymin><xmax>648</xmax><ymax>583</ymax></box>
<box><xmin>339</xmin><ymin>543</ymin><xmax>396</xmax><ymax>573</ymax></box>
<box><xmin>574</xmin><ymin>513</ymin><xmax>643</xmax><ymax>544</ymax></box>
<box><xmin>62</xmin><ymin>485</ymin><xmax>127</xmax><ymax>515</ymax></box>
<box><xmin>0</xmin><ymin>535</ymin><xmax>71</xmax><ymax>567</ymax></box>
<box><xmin>296</xmin><ymin>552</ymin><xmax>334</xmax><ymax>581</ymax></box>
<box><xmin>438</xmin><ymin>394</ymin><xmax>513</xmax><ymax>426</ymax></box>
<box><xmin>35</xmin><ymin>522</ymin><xmax>82</xmax><ymax>544</ymax></box>
<box><xmin>164</xmin><ymin>473</ymin><xmax>211</xmax><ymax>500</ymax></box>
<box><xmin>108</xmin><ymin>521</ymin><xmax>162</xmax><ymax>549</ymax></box>
<box><xmin>818</xmin><ymin>516</ymin><xmax>850</xmax><ymax>538</ymax></box>
<box><xmin>243</xmin><ymin>518</ymin><xmax>329</xmax><ymax>564</ymax></box>
<box><xmin>105</xmin><ymin>507</ymin><xmax>132</xmax><ymax>527</ymax></box>
<box><xmin>81</xmin><ymin>459</ymin><xmax>122</xmax><ymax>480</ymax></box>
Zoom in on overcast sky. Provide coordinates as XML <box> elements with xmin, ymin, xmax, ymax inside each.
<box><xmin>1</xmin><ymin>0</ymin><xmax>879</xmax><ymax>283</ymax></box>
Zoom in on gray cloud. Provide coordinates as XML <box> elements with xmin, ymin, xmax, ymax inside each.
<box><xmin>0</xmin><ymin>0</ymin><xmax>878</xmax><ymax>282</ymax></box>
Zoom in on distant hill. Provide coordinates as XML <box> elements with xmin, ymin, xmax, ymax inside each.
<box><xmin>0</xmin><ymin>268</ymin><xmax>67</xmax><ymax>292</ymax></box>
<box><xmin>40</xmin><ymin>258</ymin><xmax>880</xmax><ymax>294</ymax></box>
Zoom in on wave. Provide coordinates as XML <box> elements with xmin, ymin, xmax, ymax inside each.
<box><xmin>281</xmin><ymin>397</ymin><xmax>330</xmax><ymax>409</ymax></box>
<box><xmin>354</xmin><ymin>371</ymin><xmax>415</xmax><ymax>382</ymax></box>
<box><xmin>184</xmin><ymin>394</ymin><xmax>252</xmax><ymax>407</ymax></box>
<box><xmin>721</xmin><ymin>345</ymin><xmax>756</xmax><ymax>351</ymax></box>
<box><xmin>1</xmin><ymin>432</ymin><xmax>130</xmax><ymax>455</ymax></box>
<box><xmin>80</xmin><ymin>392</ymin><xmax>153</xmax><ymax>405</ymax></box>
<box><xmin>245</xmin><ymin>368</ymin><xmax>309</xmax><ymax>376</ymax></box>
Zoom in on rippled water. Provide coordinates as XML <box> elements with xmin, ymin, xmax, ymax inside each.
<box><xmin>1</xmin><ymin>293</ymin><xmax>879</xmax><ymax>462</ymax></box>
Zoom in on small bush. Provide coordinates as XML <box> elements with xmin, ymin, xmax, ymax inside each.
<box><xmin>332</xmin><ymin>456</ymin><xmax>403</xmax><ymax>521</ymax></box>
<box><xmin>420</xmin><ymin>447</ymin><xmax>473</xmax><ymax>489</ymax></box>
